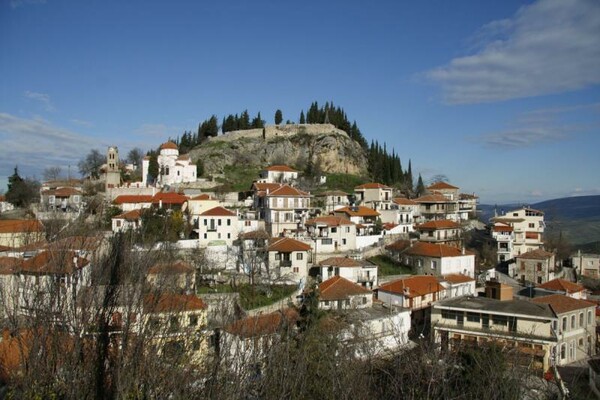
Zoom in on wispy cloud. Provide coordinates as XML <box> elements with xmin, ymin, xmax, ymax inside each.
<box><xmin>0</xmin><ymin>113</ymin><xmax>98</xmax><ymax>175</ymax></box>
<box><xmin>474</xmin><ymin>102</ymin><xmax>599</xmax><ymax>149</ymax></box>
<box><xmin>426</xmin><ymin>0</ymin><xmax>600</xmax><ymax>104</ymax></box>
<box><xmin>9</xmin><ymin>0</ymin><xmax>46</xmax><ymax>8</ymax></box>
<box><xmin>24</xmin><ymin>90</ymin><xmax>55</xmax><ymax>111</ymax></box>
<box><xmin>69</xmin><ymin>118</ymin><xmax>93</xmax><ymax>128</ymax></box>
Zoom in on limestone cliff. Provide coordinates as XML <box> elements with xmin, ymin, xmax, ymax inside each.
<box><xmin>189</xmin><ymin>124</ymin><xmax>368</xmax><ymax>176</ymax></box>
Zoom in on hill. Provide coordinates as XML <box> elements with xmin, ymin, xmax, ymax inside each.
<box><xmin>189</xmin><ymin>124</ymin><xmax>368</xmax><ymax>177</ymax></box>
<box><xmin>480</xmin><ymin>195</ymin><xmax>600</xmax><ymax>245</ymax></box>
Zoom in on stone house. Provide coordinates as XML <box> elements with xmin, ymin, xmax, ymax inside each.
<box><xmin>304</xmin><ymin>215</ymin><xmax>357</xmax><ymax>253</ymax></box>
<box><xmin>515</xmin><ymin>249</ymin><xmax>555</xmax><ymax>284</ymax></box>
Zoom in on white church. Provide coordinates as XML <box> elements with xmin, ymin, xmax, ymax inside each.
<box><xmin>142</xmin><ymin>141</ymin><xmax>197</xmax><ymax>187</ymax></box>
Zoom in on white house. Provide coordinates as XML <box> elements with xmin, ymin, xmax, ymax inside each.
<box><xmin>317</xmin><ymin>275</ymin><xmax>373</xmax><ymax>310</ymax></box>
<box><xmin>252</xmin><ymin>183</ymin><xmax>311</xmax><ymax>237</ymax></box>
<box><xmin>304</xmin><ymin>216</ymin><xmax>357</xmax><ymax>253</ymax></box>
<box><xmin>113</xmin><ymin>195</ymin><xmax>154</xmax><ymax>212</ymax></box>
<box><xmin>112</xmin><ymin>209</ymin><xmax>143</xmax><ymax>233</ymax></box>
<box><xmin>267</xmin><ymin>237</ymin><xmax>311</xmax><ymax>283</ymax></box>
<box><xmin>415</xmin><ymin>219</ymin><xmax>462</xmax><ymax>247</ymax></box>
<box><xmin>314</xmin><ymin>190</ymin><xmax>351</xmax><ymax>213</ymax></box>
<box><xmin>259</xmin><ymin>165</ymin><xmax>298</xmax><ymax>183</ymax></box>
<box><xmin>354</xmin><ymin>183</ymin><xmax>393</xmax><ymax>211</ymax></box>
<box><xmin>491</xmin><ymin>207</ymin><xmax>545</xmax><ymax>259</ymax></box>
<box><xmin>398</xmin><ymin>241</ymin><xmax>475</xmax><ymax>278</ymax></box>
<box><xmin>439</xmin><ymin>274</ymin><xmax>476</xmax><ymax>298</ymax></box>
<box><xmin>197</xmin><ymin>206</ymin><xmax>239</xmax><ymax>247</ymax></box>
<box><xmin>316</xmin><ymin>256</ymin><xmax>378</xmax><ymax>289</ymax></box>
<box><xmin>572</xmin><ymin>251</ymin><xmax>600</xmax><ymax>279</ymax></box>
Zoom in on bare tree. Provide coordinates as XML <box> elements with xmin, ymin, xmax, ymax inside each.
<box><xmin>43</xmin><ymin>166</ymin><xmax>63</xmax><ymax>181</ymax></box>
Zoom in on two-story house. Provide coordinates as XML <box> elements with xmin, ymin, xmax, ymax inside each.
<box><xmin>332</xmin><ymin>206</ymin><xmax>380</xmax><ymax>235</ymax></box>
<box><xmin>432</xmin><ymin>295</ymin><xmax>557</xmax><ymax>372</ymax></box>
<box><xmin>259</xmin><ymin>165</ymin><xmax>298</xmax><ymax>184</ymax></box>
<box><xmin>414</xmin><ymin>194</ymin><xmax>459</xmax><ymax>223</ymax></box>
<box><xmin>252</xmin><ymin>183</ymin><xmax>311</xmax><ymax>237</ymax></box>
<box><xmin>515</xmin><ymin>249</ymin><xmax>555</xmax><ymax>284</ymax></box>
<box><xmin>267</xmin><ymin>237</ymin><xmax>312</xmax><ymax>283</ymax></box>
<box><xmin>491</xmin><ymin>207</ymin><xmax>545</xmax><ymax>259</ymax></box>
<box><xmin>40</xmin><ymin>187</ymin><xmax>83</xmax><ymax>212</ymax></box>
<box><xmin>315</xmin><ymin>256</ymin><xmax>378</xmax><ymax>289</ymax></box>
<box><xmin>304</xmin><ymin>216</ymin><xmax>357</xmax><ymax>254</ymax></box>
<box><xmin>314</xmin><ymin>190</ymin><xmax>351</xmax><ymax>213</ymax></box>
<box><xmin>532</xmin><ymin>294</ymin><xmax>596</xmax><ymax>365</ymax></box>
<box><xmin>318</xmin><ymin>275</ymin><xmax>373</xmax><ymax>310</ymax></box>
<box><xmin>197</xmin><ymin>206</ymin><xmax>238</xmax><ymax>247</ymax></box>
<box><xmin>354</xmin><ymin>183</ymin><xmax>393</xmax><ymax>211</ymax></box>
<box><xmin>0</xmin><ymin>220</ymin><xmax>45</xmax><ymax>249</ymax></box>
<box><xmin>390</xmin><ymin>197</ymin><xmax>418</xmax><ymax>234</ymax></box>
<box><xmin>387</xmin><ymin>241</ymin><xmax>475</xmax><ymax>278</ymax></box>
<box><xmin>415</xmin><ymin>219</ymin><xmax>462</xmax><ymax>247</ymax></box>
<box><xmin>113</xmin><ymin>195</ymin><xmax>154</xmax><ymax>212</ymax></box>
<box><xmin>572</xmin><ymin>250</ymin><xmax>600</xmax><ymax>279</ymax></box>
<box><xmin>111</xmin><ymin>209</ymin><xmax>142</xmax><ymax>233</ymax></box>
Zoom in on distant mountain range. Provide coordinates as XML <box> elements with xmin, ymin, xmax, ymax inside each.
<box><xmin>479</xmin><ymin>195</ymin><xmax>600</xmax><ymax>245</ymax></box>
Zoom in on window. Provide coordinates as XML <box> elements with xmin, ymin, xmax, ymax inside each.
<box><xmin>218</xmin><ymin>219</ymin><xmax>222</xmax><ymax>226</ymax></box>
<box><xmin>275</xmin><ymin>253</ymin><xmax>281</xmax><ymax>260</ymax></box>
<box><xmin>561</xmin><ymin>344</ymin><xmax>566</xmax><ymax>360</ymax></box>
<box><xmin>73</xmin><ymin>195</ymin><xmax>80</xmax><ymax>203</ymax></box>
<box><xmin>227</xmin><ymin>233</ymin><xmax>231</xmax><ymax>239</ymax></box>
<box><xmin>227</xmin><ymin>219</ymin><xmax>231</xmax><ymax>226</ymax></box>
<box><xmin>431</xmin><ymin>260</ymin><xmax>437</xmax><ymax>270</ymax></box>
<box><xmin>342</xmin><ymin>239</ymin><xmax>347</xmax><ymax>245</ymax></box>
<box><xmin>362</xmin><ymin>297</ymin><xmax>368</xmax><ymax>305</ymax></box>
<box><xmin>296</xmin><ymin>253</ymin><xmax>303</xmax><ymax>260</ymax></box>
<box><xmin>331</xmin><ymin>227</ymin><xmax>337</xmax><ymax>233</ymax></box>
<box><xmin>537</xmin><ymin>263</ymin><xmax>542</xmax><ymax>271</ymax></box>
<box><xmin>203</xmin><ymin>219</ymin><xmax>207</xmax><ymax>226</ymax></box>
<box><xmin>116</xmin><ymin>220</ymin><xmax>122</xmax><ymax>227</ymax></box>
<box><xmin>537</xmin><ymin>277</ymin><xmax>542</xmax><ymax>284</ymax></box>
<box><xmin>346</xmin><ymin>227</ymin><xmax>350</xmax><ymax>233</ymax></box>
<box><xmin>324</xmin><ymin>300</ymin><xmax>329</xmax><ymax>306</ymax></box>
<box><xmin>529</xmin><ymin>223</ymin><xmax>535</xmax><ymax>228</ymax></box>
<box><xmin>189</xmin><ymin>315</ymin><xmax>198</xmax><ymax>326</ymax></box>
<box><xmin>466</xmin><ymin>312</ymin><xmax>480</xmax><ymax>323</ymax></box>
<box><xmin>562</xmin><ymin>317</ymin><xmax>567</xmax><ymax>332</ymax></box>
<box><xmin>322</xmin><ymin>238</ymin><xmax>333</xmax><ymax>245</ymax></box>
<box><xmin>588</xmin><ymin>310</ymin><xmax>593</xmax><ymax>325</ymax></box>
<box><xmin>203</xmin><ymin>233</ymin><xmax>207</xmax><ymax>239</ymax></box>
<box><xmin>579</xmin><ymin>312</ymin><xmax>584</xmax><ymax>328</ymax></box>
<box><xmin>571</xmin><ymin>315</ymin><xmax>576</xmax><ymax>329</ymax></box>
<box><xmin>293</xmin><ymin>267</ymin><xmax>299</xmax><ymax>273</ymax></box>
<box><xmin>492</xmin><ymin>315</ymin><xmax>508</xmax><ymax>326</ymax></box>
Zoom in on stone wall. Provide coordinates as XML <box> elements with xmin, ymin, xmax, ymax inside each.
<box><xmin>207</xmin><ymin>124</ymin><xmax>349</xmax><ymax>143</ymax></box>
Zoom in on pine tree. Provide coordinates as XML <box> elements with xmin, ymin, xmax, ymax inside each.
<box><xmin>406</xmin><ymin>160</ymin><xmax>414</xmax><ymax>191</ymax></box>
<box><xmin>275</xmin><ymin>109</ymin><xmax>283</xmax><ymax>125</ymax></box>
<box><xmin>239</xmin><ymin>110</ymin><xmax>250</xmax><ymax>130</ymax></box>
<box><xmin>299</xmin><ymin>111</ymin><xmax>306</xmax><ymax>124</ymax></box>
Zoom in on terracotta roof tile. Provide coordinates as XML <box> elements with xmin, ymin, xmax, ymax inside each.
<box><xmin>414</xmin><ymin>194</ymin><xmax>450</xmax><ymax>203</ymax></box>
<box><xmin>416</xmin><ymin>219</ymin><xmax>461</xmax><ymax>230</ymax></box>
<box><xmin>190</xmin><ymin>194</ymin><xmax>215</xmax><ymax>200</ymax></box>
<box><xmin>532</xmin><ymin>294</ymin><xmax>595</xmax><ymax>315</ymax></box>
<box><xmin>385</xmin><ymin>240</ymin><xmax>412</xmax><ymax>252</ymax></box>
<box><xmin>114</xmin><ymin>209</ymin><xmax>142</xmax><ymax>220</ymax></box>
<box><xmin>224</xmin><ymin>309</ymin><xmax>299</xmax><ymax>338</ymax></box>
<box><xmin>113</xmin><ymin>195</ymin><xmax>154</xmax><ymax>204</ymax></box>
<box><xmin>404</xmin><ymin>242</ymin><xmax>473</xmax><ymax>258</ymax></box>
<box><xmin>268</xmin><ymin>237</ymin><xmax>311</xmax><ymax>252</ymax></box>
<box><xmin>516</xmin><ymin>249</ymin><xmax>553</xmax><ymax>260</ymax></box>
<box><xmin>378</xmin><ymin>275</ymin><xmax>443</xmax><ymax>298</ymax></box>
<box><xmin>200</xmin><ymin>206</ymin><xmax>236</xmax><ymax>217</ymax></box>
<box><xmin>160</xmin><ymin>141</ymin><xmax>178</xmax><ymax>150</ymax></box>
<box><xmin>393</xmin><ymin>197</ymin><xmax>418</xmax><ymax>205</ymax></box>
<box><xmin>20</xmin><ymin>251</ymin><xmax>89</xmax><ymax>274</ymax></box>
<box><xmin>148</xmin><ymin>260</ymin><xmax>194</xmax><ymax>275</ymax></box>
<box><xmin>443</xmin><ymin>274</ymin><xmax>475</xmax><ymax>284</ymax></box>
<box><xmin>0</xmin><ymin>257</ymin><xmax>20</xmax><ymax>274</ymax></box>
<box><xmin>268</xmin><ymin>185</ymin><xmax>309</xmax><ymax>197</ymax></box>
<box><xmin>41</xmin><ymin>187</ymin><xmax>82</xmax><ymax>197</ymax></box>
<box><xmin>265</xmin><ymin>165</ymin><xmax>297</xmax><ymax>172</ymax></box>
<box><xmin>493</xmin><ymin>225</ymin><xmax>513</xmax><ymax>232</ymax></box>
<box><xmin>538</xmin><ymin>279</ymin><xmax>585</xmax><ymax>294</ymax></box>
<box><xmin>427</xmin><ymin>182</ymin><xmax>459</xmax><ymax>190</ymax></box>
<box><xmin>152</xmin><ymin>192</ymin><xmax>188</xmax><ymax>205</ymax></box>
<box><xmin>0</xmin><ymin>220</ymin><xmax>43</xmax><ymax>234</ymax></box>
<box><xmin>335</xmin><ymin>206</ymin><xmax>380</xmax><ymax>217</ymax></box>
<box><xmin>355</xmin><ymin>182</ymin><xmax>392</xmax><ymax>190</ymax></box>
<box><xmin>144</xmin><ymin>293</ymin><xmax>206</xmax><ymax>313</ymax></box>
<box><xmin>317</xmin><ymin>190</ymin><xmax>349</xmax><ymax>196</ymax></box>
<box><xmin>319</xmin><ymin>276</ymin><xmax>371</xmax><ymax>301</ymax></box>
<box><xmin>319</xmin><ymin>257</ymin><xmax>365</xmax><ymax>268</ymax></box>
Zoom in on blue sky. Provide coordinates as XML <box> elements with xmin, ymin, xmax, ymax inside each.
<box><xmin>1</xmin><ymin>0</ymin><xmax>599</xmax><ymax>204</ymax></box>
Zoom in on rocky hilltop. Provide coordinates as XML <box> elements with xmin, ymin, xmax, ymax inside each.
<box><xmin>189</xmin><ymin>124</ymin><xmax>368</xmax><ymax>176</ymax></box>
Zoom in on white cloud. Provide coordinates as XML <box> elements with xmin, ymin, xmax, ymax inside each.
<box><xmin>0</xmin><ymin>113</ymin><xmax>99</xmax><ymax>175</ymax></box>
<box><xmin>474</xmin><ymin>102</ymin><xmax>598</xmax><ymax>148</ymax></box>
<box><xmin>426</xmin><ymin>0</ymin><xmax>600</xmax><ymax>104</ymax></box>
<box><xmin>69</xmin><ymin>118</ymin><xmax>93</xmax><ymax>127</ymax></box>
<box><xmin>24</xmin><ymin>91</ymin><xmax>54</xmax><ymax>111</ymax></box>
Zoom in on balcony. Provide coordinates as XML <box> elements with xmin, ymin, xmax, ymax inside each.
<box><xmin>279</xmin><ymin>260</ymin><xmax>292</xmax><ymax>268</ymax></box>
<box><xmin>356</xmin><ymin>274</ymin><xmax>375</xmax><ymax>283</ymax></box>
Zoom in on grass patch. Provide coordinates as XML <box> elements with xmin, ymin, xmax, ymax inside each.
<box><xmin>223</xmin><ymin>164</ymin><xmax>261</xmax><ymax>192</ymax></box>
<box><xmin>322</xmin><ymin>173</ymin><xmax>368</xmax><ymax>194</ymax></box>
<box><xmin>197</xmin><ymin>284</ymin><xmax>297</xmax><ymax>310</ymax></box>
<box><xmin>368</xmin><ymin>255</ymin><xmax>413</xmax><ymax>276</ymax></box>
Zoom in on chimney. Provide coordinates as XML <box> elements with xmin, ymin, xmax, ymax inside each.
<box><xmin>403</xmin><ymin>287</ymin><xmax>410</xmax><ymax>296</ymax></box>
<box><xmin>462</xmin><ymin>247</ymin><xmax>465</xmax><ymax>255</ymax></box>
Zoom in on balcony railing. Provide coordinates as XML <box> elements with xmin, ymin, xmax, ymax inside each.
<box><xmin>279</xmin><ymin>260</ymin><xmax>292</xmax><ymax>268</ymax></box>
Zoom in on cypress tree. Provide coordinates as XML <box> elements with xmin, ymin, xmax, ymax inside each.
<box><xmin>275</xmin><ymin>109</ymin><xmax>283</xmax><ymax>125</ymax></box>
<box><xmin>299</xmin><ymin>111</ymin><xmax>306</xmax><ymax>124</ymax></box>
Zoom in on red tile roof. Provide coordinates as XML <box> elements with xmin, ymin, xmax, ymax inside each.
<box><xmin>305</xmin><ymin>216</ymin><xmax>354</xmax><ymax>227</ymax></box>
<box><xmin>46</xmin><ymin>235</ymin><xmax>103</xmax><ymax>252</ymax></box>
<box><xmin>113</xmin><ymin>195</ymin><xmax>154</xmax><ymax>204</ymax></box>
<box><xmin>0</xmin><ymin>220</ymin><xmax>43</xmax><ymax>234</ymax></box>
<box><xmin>385</xmin><ymin>240</ymin><xmax>412</xmax><ymax>252</ymax></box>
<box><xmin>404</xmin><ymin>242</ymin><xmax>473</xmax><ymax>258</ymax></box>
<box><xmin>252</xmin><ymin>182</ymin><xmax>283</xmax><ymax>192</ymax></box>
<box><xmin>114</xmin><ymin>209</ymin><xmax>142</xmax><ymax>220</ymax></box>
<box><xmin>516</xmin><ymin>249</ymin><xmax>553</xmax><ymax>260</ymax></box>
<box><xmin>268</xmin><ymin>185</ymin><xmax>309</xmax><ymax>197</ymax></box>
<box><xmin>41</xmin><ymin>187</ymin><xmax>82</xmax><ymax>197</ymax></box>
<box><xmin>0</xmin><ymin>257</ymin><xmax>20</xmax><ymax>275</ymax></box>
<box><xmin>160</xmin><ymin>141</ymin><xmax>178</xmax><ymax>150</ymax></box>
<box><xmin>393</xmin><ymin>197</ymin><xmax>418</xmax><ymax>205</ymax></box>
<box><xmin>144</xmin><ymin>293</ymin><xmax>206</xmax><ymax>313</ymax></box>
<box><xmin>265</xmin><ymin>165</ymin><xmax>297</xmax><ymax>172</ymax></box>
<box><xmin>319</xmin><ymin>257</ymin><xmax>364</xmax><ymax>268</ymax></box>
<box><xmin>268</xmin><ymin>237</ymin><xmax>312</xmax><ymax>252</ymax></box>
<box><xmin>532</xmin><ymin>294</ymin><xmax>595</xmax><ymax>315</ymax></box>
<box><xmin>224</xmin><ymin>309</ymin><xmax>299</xmax><ymax>338</ymax></box>
<box><xmin>414</xmin><ymin>194</ymin><xmax>450</xmax><ymax>203</ymax></box>
<box><xmin>427</xmin><ymin>182</ymin><xmax>459</xmax><ymax>190</ymax></box>
<box><xmin>493</xmin><ymin>225</ymin><xmax>513</xmax><ymax>232</ymax></box>
<box><xmin>319</xmin><ymin>275</ymin><xmax>371</xmax><ymax>301</ymax></box>
<box><xmin>416</xmin><ymin>220</ymin><xmax>461</xmax><ymax>230</ymax></box>
<box><xmin>538</xmin><ymin>279</ymin><xmax>585</xmax><ymax>294</ymax></box>
<box><xmin>240</xmin><ymin>230</ymin><xmax>270</xmax><ymax>240</ymax></box>
<box><xmin>20</xmin><ymin>251</ymin><xmax>89</xmax><ymax>274</ymax></box>
<box><xmin>335</xmin><ymin>206</ymin><xmax>380</xmax><ymax>217</ymax></box>
<box><xmin>200</xmin><ymin>206</ymin><xmax>236</xmax><ymax>217</ymax></box>
<box><xmin>443</xmin><ymin>274</ymin><xmax>475</xmax><ymax>284</ymax></box>
<box><xmin>378</xmin><ymin>275</ymin><xmax>443</xmax><ymax>298</ymax></box>
<box><xmin>317</xmin><ymin>190</ymin><xmax>349</xmax><ymax>196</ymax></box>
<box><xmin>355</xmin><ymin>182</ymin><xmax>392</xmax><ymax>190</ymax></box>
<box><xmin>148</xmin><ymin>260</ymin><xmax>194</xmax><ymax>275</ymax></box>
<box><xmin>190</xmin><ymin>194</ymin><xmax>215</xmax><ymax>200</ymax></box>
<box><xmin>152</xmin><ymin>192</ymin><xmax>188</xmax><ymax>205</ymax></box>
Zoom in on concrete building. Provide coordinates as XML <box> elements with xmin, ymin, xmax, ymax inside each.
<box><xmin>315</xmin><ymin>256</ymin><xmax>378</xmax><ymax>289</ymax></box>
<box><xmin>304</xmin><ymin>216</ymin><xmax>357</xmax><ymax>254</ymax></box>
<box><xmin>491</xmin><ymin>207</ymin><xmax>545</xmax><ymax>260</ymax></box>
<box><xmin>354</xmin><ymin>183</ymin><xmax>394</xmax><ymax>211</ymax></box>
